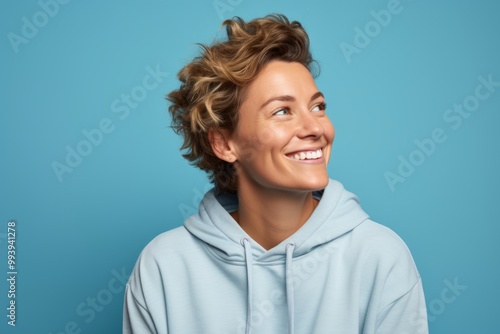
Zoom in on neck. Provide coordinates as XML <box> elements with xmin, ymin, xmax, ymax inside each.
<box><xmin>231</xmin><ymin>183</ymin><xmax>318</xmax><ymax>250</ymax></box>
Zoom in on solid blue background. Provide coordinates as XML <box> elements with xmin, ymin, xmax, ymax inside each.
<box><xmin>1</xmin><ymin>0</ymin><xmax>499</xmax><ymax>333</ymax></box>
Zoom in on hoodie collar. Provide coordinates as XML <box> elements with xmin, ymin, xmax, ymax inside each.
<box><xmin>184</xmin><ymin>179</ymin><xmax>369</xmax><ymax>263</ymax></box>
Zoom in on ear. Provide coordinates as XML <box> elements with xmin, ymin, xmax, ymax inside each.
<box><xmin>208</xmin><ymin>128</ymin><xmax>237</xmax><ymax>163</ymax></box>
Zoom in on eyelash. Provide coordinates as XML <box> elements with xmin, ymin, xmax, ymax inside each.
<box><xmin>313</xmin><ymin>102</ymin><xmax>327</xmax><ymax>112</ymax></box>
<box><xmin>273</xmin><ymin>102</ymin><xmax>327</xmax><ymax>116</ymax></box>
<box><xmin>273</xmin><ymin>107</ymin><xmax>291</xmax><ymax>116</ymax></box>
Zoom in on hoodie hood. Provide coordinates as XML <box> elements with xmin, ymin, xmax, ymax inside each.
<box><xmin>184</xmin><ymin>179</ymin><xmax>369</xmax><ymax>262</ymax></box>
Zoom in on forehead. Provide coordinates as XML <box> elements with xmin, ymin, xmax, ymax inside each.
<box><xmin>243</xmin><ymin>61</ymin><xmax>318</xmax><ymax>103</ymax></box>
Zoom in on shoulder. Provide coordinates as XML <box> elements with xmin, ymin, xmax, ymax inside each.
<box><xmin>352</xmin><ymin>220</ymin><xmax>418</xmax><ymax>269</ymax></box>
<box><xmin>142</xmin><ymin>226</ymin><xmax>195</xmax><ymax>256</ymax></box>
<box><xmin>124</xmin><ymin>226</ymin><xmax>195</xmax><ymax>314</ymax></box>
<box><xmin>353</xmin><ymin>220</ymin><xmax>412</xmax><ymax>252</ymax></box>
<box><xmin>127</xmin><ymin>226</ymin><xmax>198</xmax><ymax>286</ymax></box>
<box><xmin>135</xmin><ymin>225</ymin><xmax>207</xmax><ymax>271</ymax></box>
<box><xmin>350</xmin><ymin>220</ymin><xmax>422</xmax><ymax>301</ymax></box>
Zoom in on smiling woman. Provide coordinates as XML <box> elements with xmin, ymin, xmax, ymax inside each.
<box><xmin>123</xmin><ymin>14</ymin><xmax>429</xmax><ymax>334</ymax></box>
<box><xmin>212</xmin><ymin>61</ymin><xmax>335</xmax><ymax>250</ymax></box>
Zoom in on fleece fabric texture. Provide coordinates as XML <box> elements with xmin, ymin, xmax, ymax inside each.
<box><xmin>123</xmin><ymin>179</ymin><xmax>428</xmax><ymax>334</ymax></box>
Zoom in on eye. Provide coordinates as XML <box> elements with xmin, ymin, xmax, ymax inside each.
<box><xmin>311</xmin><ymin>102</ymin><xmax>327</xmax><ymax>113</ymax></box>
<box><xmin>273</xmin><ymin>107</ymin><xmax>291</xmax><ymax>116</ymax></box>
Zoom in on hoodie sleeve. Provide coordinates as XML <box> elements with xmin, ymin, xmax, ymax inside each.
<box><xmin>123</xmin><ymin>283</ymin><xmax>159</xmax><ymax>334</ymax></box>
<box><xmin>370</xmin><ymin>222</ymin><xmax>429</xmax><ymax>334</ymax></box>
<box><xmin>123</xmin><ymin>240</ymin><xmax>168</xmax><ymax>334</ymax></box>
<box><xmin>358</xmin><ymin>222</ymin><xmax>429</xmax><ymax>334</ymax></box>
<box><xmin>375</xmin><ymin>277</ymin><xmax>428</xmax><ymax>334</ymax></box>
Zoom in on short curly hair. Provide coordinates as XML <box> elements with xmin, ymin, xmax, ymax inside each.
<box><xmin>167</xmin><ymin>14</ymin><xmax>316</xmax><ymax>192</ymax></box>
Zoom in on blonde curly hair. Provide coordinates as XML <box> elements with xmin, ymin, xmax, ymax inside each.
<box><xmin>167</xmin><ymin>14</ymin><xmax>316</xmax><ymax>192</ymax></box>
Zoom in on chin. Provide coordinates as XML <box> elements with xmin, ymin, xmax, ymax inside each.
<box><xmin>311</xmin><ymin>178</ymin><xmax>330</xmax><ymax>191</ymax></box>
<box><xmin>295</xmin><ymin>174</ymin><xmax>330</xmax><ymax>192</ymax></box>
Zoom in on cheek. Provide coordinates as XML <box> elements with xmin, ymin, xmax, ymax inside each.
<box><xmin>256</xmin><ymin>126</ymin><xmax>279</xmax><ymax>147</ymax></box>
<box><xmin>322</xmin><ymin>119</ymin><xmax>335</xmax><ymax>166</ymax></box>
<box><xmin>323</xmin><ymin>118</ymin><xmax>335</xmax><ymax>143</ymax></box>
<box><xmin>233</xmin><ymin>126</ymin><xmax>278</xmax><ymax>162</ymax></box>
<box><xmin>245</xmin><ymin>126</ymin><xmax>284</xmax><ymax>150</ymax></box>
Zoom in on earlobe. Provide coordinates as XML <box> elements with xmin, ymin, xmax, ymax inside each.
<box><xmin>208</xmin><ymin>128</ymin><xmax>237</xmax><ymax>163</ymax></box>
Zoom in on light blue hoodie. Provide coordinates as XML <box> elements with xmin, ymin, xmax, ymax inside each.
<box><xmin>123</xmin><ymin>179</ymin><xmax>428</xmax><ymax>333</ymax></box>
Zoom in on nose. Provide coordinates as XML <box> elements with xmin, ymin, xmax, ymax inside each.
<box><xmin>296</xmin><ymin>110</ymin><xmax>324</xmax><ymax>139</ymax></box>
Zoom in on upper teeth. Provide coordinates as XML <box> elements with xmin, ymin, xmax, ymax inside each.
<box><xmin>292</xmin><ymin>149</ymin><xmax>323</xmax><ymax>160</ymax></box>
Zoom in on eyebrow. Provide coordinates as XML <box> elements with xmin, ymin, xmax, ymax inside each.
<box><xmin>260</xmin><ymin>91</ymin><xmax>324</xmax><ymax>109</ymax></box>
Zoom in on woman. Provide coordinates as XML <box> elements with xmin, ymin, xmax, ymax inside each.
<box><xmin>123</xmin><ymin>14</ymin><xmax>428</xmax><ymax>334</ymax></box>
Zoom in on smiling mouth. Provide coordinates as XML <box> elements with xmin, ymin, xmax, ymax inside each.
<box><xmin>287</xmin><ymin>149</ymin><xmax>323</xmax><ymax>161</ymax></box>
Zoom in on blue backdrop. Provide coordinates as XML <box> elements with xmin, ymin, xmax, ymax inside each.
<box><xmin>2</xmin><ymin>0</ymin><xmax>499</xmax><ymax>333</ymax></box>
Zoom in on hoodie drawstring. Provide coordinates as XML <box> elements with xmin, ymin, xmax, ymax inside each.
<box><xmin>241</xmin><ymin>238</ymin><xmax>254</xmax><ymax>334</ymax></box>
<box><xmin>241</xmin><ymin>239</ymin><xmax>296</xmax><ymax>334</ymax></box>
<box><xmin>285</xmin><ymin>242</ymin><xmax>295</xmax><ymax>334</ymax></box>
